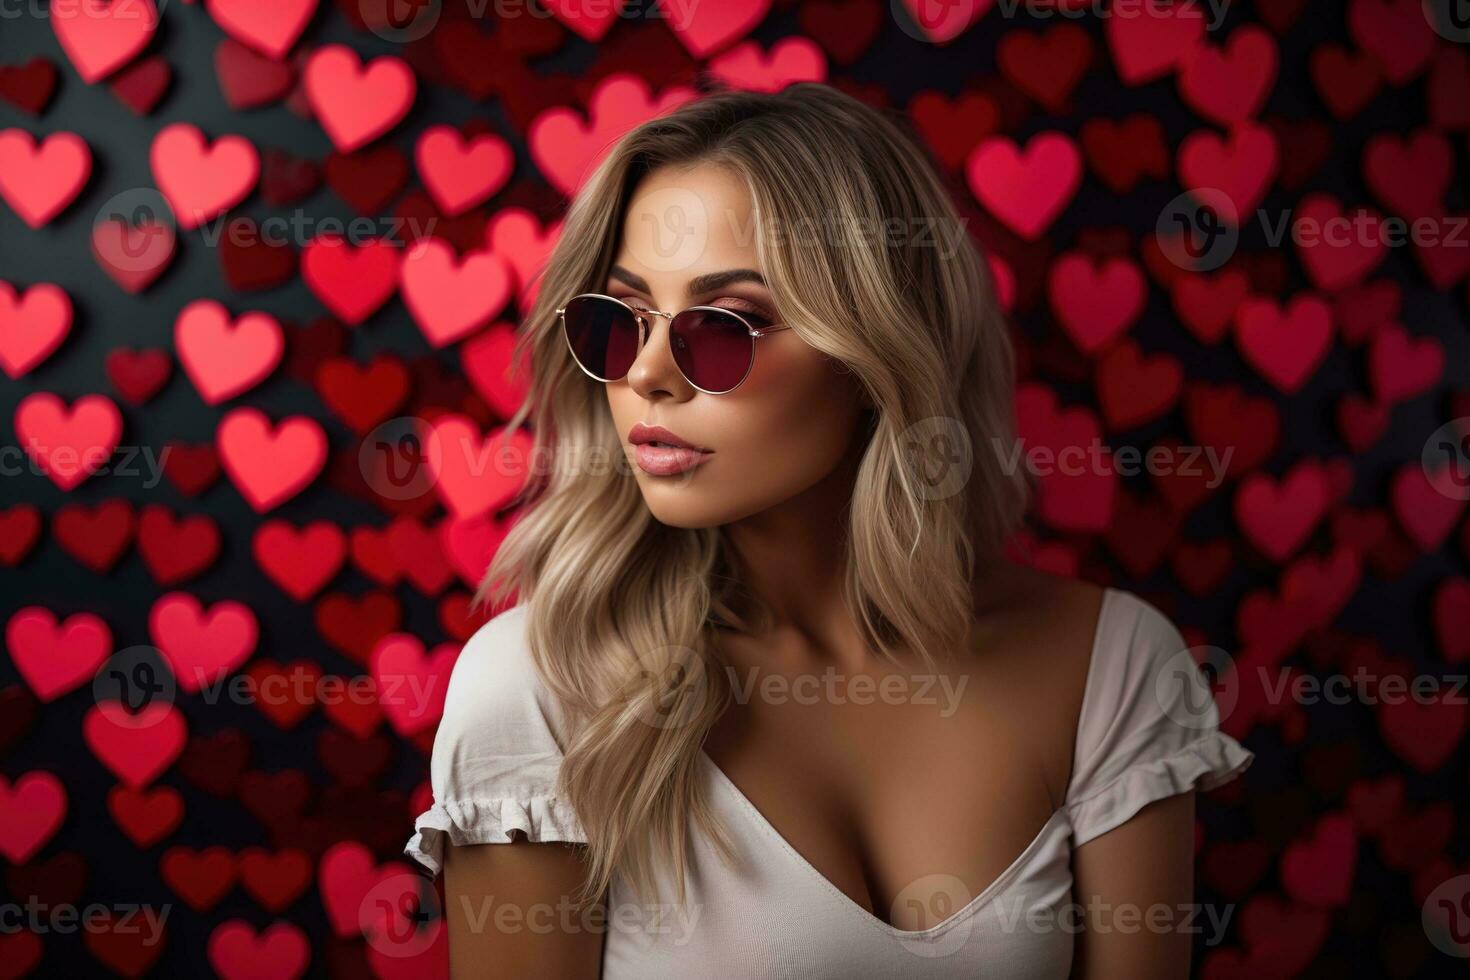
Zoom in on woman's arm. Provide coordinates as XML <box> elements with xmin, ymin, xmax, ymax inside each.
<box><xmin>1069</xmin><ymin>790</ymin><xmax>1196</xmax><ymax>980</ymax></box>
<box><xmin>442</xmin><ymin>839</ymin><xmax>606</xmax><ymax>979</ymax></box>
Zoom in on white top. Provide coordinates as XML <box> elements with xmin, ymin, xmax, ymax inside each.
<box><xmin>405</xmin><ymin>587</ymin><xmax>1254</xmax><ymax>978</ymax></box>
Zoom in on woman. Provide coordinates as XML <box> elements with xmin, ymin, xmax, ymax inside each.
<box><xmin>404</xmin><ymin>82</ymin><xmax>1252</xmax><ymax>979</ymax></box>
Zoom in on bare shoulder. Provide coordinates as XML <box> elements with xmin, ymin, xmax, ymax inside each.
<box><xmin>969</xmin><ymin>563</ymin><xmax>1108</xmax><ymax>802</ymax></box>
<box><xmin>971</xmin><ymin>562</ymin><xmax>1107</xmax><ymax>675</ymax></box>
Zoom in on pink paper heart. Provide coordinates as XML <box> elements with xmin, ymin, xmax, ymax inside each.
<box><xmin>174</xmin><ymin>299</ymin><xmax>284</xmax><ymax>404</ymax></box>
<box><xmin>0</xmin><ymin>281</ymin><xmax>72</xmax><ymax>379</ymax></box>
<box><xmin>217</xmin><ymin>408</ymin><xmax>327</xmax><ymax>512</ymax></box>
<box><xmin>304</xmin><ymin>45</ymin><xmax>415</xmax><ymax>153</ymax></box>
<box><xmin>414</xmin><ymin>125</ymin><xmax>513</xmax><ymax>218</ymax></box>
<box><xmin>529</xmin><ymin>73</ymin><xmax>696</xmax><ymax>196</ymax></box>
<box><xmin>150</xmin><ymin>123</ymin><xmax>260</xmax><ymax>231</ymax></box>
<box><xmin>149</xmin><ymin>592</ymin><xmax>259</xmax><ymax>693</ymax></box>
<box><xmin>14</xmin><ymin>392</ymin><xmax>123</xmax><ymax>491</ymax></box>
<box><xmin>51</xmin><ymin>0</ymin><xmax>159</xmax><ymax>84</ymax></box>
<box><xmin>205</xmin><ymin>0</ymin><xmax>317</xmax><ymax>61</ymax></box>
<box><xmin>370</xmin><ymin>633</ymin><xmax>459</xmax><ymax>736</ymax></box>
<box><xmin>0</xmin><ymin>129</ymin><xmax>92</xmax><ymax>229</ymax></box>
<box><xmin>399</xmin><ymin>239</ymin><xmax>512</xmax><ymax>348</ymax></box>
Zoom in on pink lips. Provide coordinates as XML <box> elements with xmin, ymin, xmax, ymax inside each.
<box><xmin>633</xmin><ymin>443</ymin><xmax>712</xmax><ymax>476</ymax></box>
<box><xmin>629</xmin><ymin>422</ymin><xmax>712</xmax><ymax>476</ymax></box>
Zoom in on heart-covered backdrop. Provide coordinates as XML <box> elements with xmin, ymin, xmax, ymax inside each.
<box><xmin>1</xmin><ymin>0</ymin><xmax>1468</xmax><ymax>977</ymax></box>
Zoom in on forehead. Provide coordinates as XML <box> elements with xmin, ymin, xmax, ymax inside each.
<box><xmin>613</xmin><ymin>162</ymin><xmax>760</xmax><ymax>286</ymax></box>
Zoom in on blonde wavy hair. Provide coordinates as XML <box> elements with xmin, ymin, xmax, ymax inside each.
<box><xmin>478</xmin><ymin>81</ymin><xmax>1029</xmax><ymax>907</ymax></box>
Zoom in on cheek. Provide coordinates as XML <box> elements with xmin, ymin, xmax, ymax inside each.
<box><xmin>704</xmin><ymin>351</ymin><xmax>864</xmax><ymax>493</ymax></box>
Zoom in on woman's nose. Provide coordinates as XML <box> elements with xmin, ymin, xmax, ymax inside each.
<box><xmin>626</xmin><ymin>311</ymin><xmax>693</xmax><ymax>397</ymax></box>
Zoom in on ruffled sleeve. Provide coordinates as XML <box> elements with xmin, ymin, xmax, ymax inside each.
<box><xmin>1064</xmin><ymin>589</ymin><xmax>1253</xmax><ymax>847</ymax></box>
<box><xmin>404</xmin><ymin>604</ymin><xmax>586</xmax><ymax>877</ymax></box>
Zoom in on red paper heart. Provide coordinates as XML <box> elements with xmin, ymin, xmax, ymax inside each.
<box><xmin>215</xmin><ymin>39</ymin><xmax>296</xmax><ymax>111</ymax></box>
<box><xmin>0</xmin><ymin>771</ymin><xmax>67</xmax><ymax>864</ymax></box>
<box><xmin>6</xmin><ymin>607</ymin><xmax>112</xmax><ymax>703</ymax></box>
<box><xmin>0</xmin><ymin>58</ymin><xmax>58</xmax><ymax>115</ymax></box>
<box><xmin>967</xmin><ymin>132</ymin><xmax>1082</xmax><ymax>241</ymax></box>
<box><xmin>301</xmin><ymin>235</ymin><xmax>400</xmax><ymax>326</ymax></box>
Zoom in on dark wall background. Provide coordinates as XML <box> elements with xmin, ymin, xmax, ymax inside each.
<box><xmin>1</xmin><ymin>0</ymin><xmax>1468</xmax><ymax>976</ymax></box>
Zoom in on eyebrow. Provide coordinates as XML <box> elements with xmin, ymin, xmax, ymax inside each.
<box><xmin>608</xmin><ymin>264</ymin><xmax>768</xmax><ymax>297</ymax></box>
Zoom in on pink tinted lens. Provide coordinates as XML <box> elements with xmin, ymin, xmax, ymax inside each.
<box><xmin>564</xmin><ymin>296</ymin><xmax>640</xmax><ymax>381</ymax></box>
<box><xmin>669</xmin><ymin>308</ymin><xmax>754</xmax><ymax>392</ymax></box>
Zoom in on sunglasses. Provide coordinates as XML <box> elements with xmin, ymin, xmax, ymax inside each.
<box><xmin>557</xmin><ymin>292</ymin><xmax>791</xmax><ymax>394</ymax></box>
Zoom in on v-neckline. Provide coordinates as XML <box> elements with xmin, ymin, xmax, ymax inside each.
<box><xmin>698</xmin><ymin>749</ymin><xmax>1068</xmax><ymax>938</ymax></box>
<box><xmin>693</xmin><ymin>586</ymin><xmax>1116</xmax><ymax>939</ymax></box>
